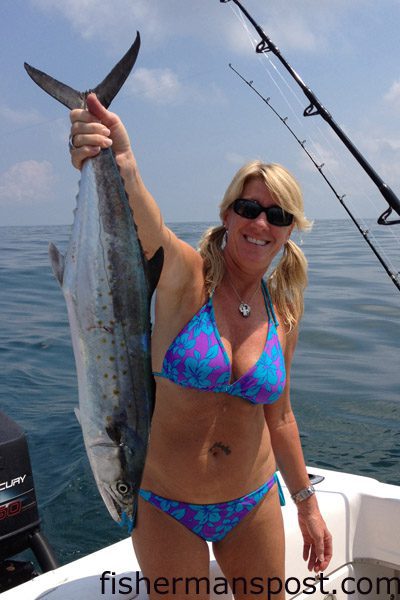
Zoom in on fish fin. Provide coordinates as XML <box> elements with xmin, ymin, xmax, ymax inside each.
<box><xmin>48</xmin><ymin>242</ymin><xmax>65</xmax><ymax>286</ymax></box>
<box><xmin>147</xmin><ymin>246</ymin><xmax>164</xmax><ymax>297</ymax></box>
<box><xmin>24</xmin><ymin>63</ymin><xmax>85</xmax><ymax>109</ymax></box>
<box><xmin>92</xmin><ymin>33</ymin><xmax>140</xmax><ymax>109</ymax></box>
<box><xmin>74</xmin><ymin>407</ymin><xmax>81</xmax><ymax>427</ymax></box>
<box><xmin>24</xmin><ymin>32</ymin><xmax>140</xmax><ymax>110</ymax></box>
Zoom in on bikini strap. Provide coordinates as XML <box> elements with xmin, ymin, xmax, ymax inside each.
<box><xmin>274</xmin><ymin>472</ymin><xmax>286</xmax><ymax>506</ymax></box>
<box><xmin>261</xmin><ymin>280</ymin><xmax>279</xmax><ymax>328</ymax></box>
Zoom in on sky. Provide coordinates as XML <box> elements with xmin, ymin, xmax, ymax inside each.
<box><xmin>1</xmin><ymin>0</ymin><xmax>400</xmax><ymax>227</ymax></box>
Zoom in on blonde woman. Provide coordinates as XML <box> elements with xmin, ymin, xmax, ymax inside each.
<box><xmin>70</xmin><ymin>93</ymin><xmax>332</xmax><ymax>600</ymax></box>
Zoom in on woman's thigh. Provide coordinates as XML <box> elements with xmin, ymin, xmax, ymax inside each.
<box><xmin>213</xmin><ymin>484</ymin><xmax>285</xmax><ymax>600</ymax></box>
<box><xmin>132</xmin><ymin>495</ymin><xmax>211</xmax><ymax>600</ymax></box>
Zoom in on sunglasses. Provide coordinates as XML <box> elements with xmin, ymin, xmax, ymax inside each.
<box><xmin>232</xmin><ymin>198</ymin><xmax>294</xmax><ymax>227</ymax></box>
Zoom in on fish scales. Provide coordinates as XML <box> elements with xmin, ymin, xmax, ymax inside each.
<box><xmin>25</xmin><ymin>34</ymin><xmax>163</xmax><ymax>530</ymax></box>
<box><xmin>65</xmin><ymin>150</ymin><xmax>154</xmax><ymax>526</ymax></box>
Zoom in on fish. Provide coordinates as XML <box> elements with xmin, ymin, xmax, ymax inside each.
<box><xmin>24</xmin><ymin>33</ymin><xmax>164</xmax><ymax>531</ymax></box>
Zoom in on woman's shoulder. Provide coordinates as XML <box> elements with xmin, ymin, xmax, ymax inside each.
<box><xmin>156</xmin><ymin>242</ymin><xmax>207</xmax><ymax>315</ymax></box>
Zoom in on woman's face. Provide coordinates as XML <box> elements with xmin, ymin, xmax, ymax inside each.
<box><xmin>223</xmin><ymin>177</ymin><xmax>294</xmax><ymax>273</ymax></box>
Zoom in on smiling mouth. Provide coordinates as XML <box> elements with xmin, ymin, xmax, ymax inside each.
<box><xmin>245</xmin><ymin>235</ymin><xmax>268</xmax><ymax>246</ymax></box>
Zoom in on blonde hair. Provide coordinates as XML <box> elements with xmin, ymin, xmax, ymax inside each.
<box><xmin>198</xmin><ymin>161</ymin><xmax>312</xmax><ymax>329</ymax></box>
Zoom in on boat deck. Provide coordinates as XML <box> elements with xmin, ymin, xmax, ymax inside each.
<box><xmin>2</xmin><ymin>467</ymin><xmax>400</xmax><ymax>599</ymax></box>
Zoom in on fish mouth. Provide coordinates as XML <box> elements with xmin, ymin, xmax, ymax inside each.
<box><xmin>87</xmin><ymin>439</ymin><xmax>136</xmax><ymax>522</ymax></box>
<box><xmin>100</xmin><ymin>485</ymin><xmax>125</xmax><ymax>522</ymax></box>
<box><xmin>100</xmin><ymin>485</ymin><xmax>136</xmax><ymax>532</ymax></box>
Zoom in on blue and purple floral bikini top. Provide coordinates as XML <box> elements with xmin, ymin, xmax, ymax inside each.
<box><xmin>154</xmin><ymin>281</ymin><xmax>286</xmax><ymax>404</ymax></box>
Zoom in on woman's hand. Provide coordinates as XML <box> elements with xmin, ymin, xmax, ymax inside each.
<box><xmin>69</xmin><ymin>93</ymin><xmax>136</xmax><ymax>171</ymax></box>
<box><xmin>297</xmin><ymin>502</ymin><xmax>333</xmax><ymax>573</ymax></box>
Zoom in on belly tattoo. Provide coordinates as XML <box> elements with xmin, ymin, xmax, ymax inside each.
<box><xmin>208</xmin><ymin>442</ymin><xmax>232</xmax><ymax>457</ymax></box>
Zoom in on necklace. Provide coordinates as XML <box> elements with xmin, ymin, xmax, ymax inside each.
<box><xmin>226</xmin><ymin>276</ymin><xmax>260</xmax><ymax>318</ymax></box>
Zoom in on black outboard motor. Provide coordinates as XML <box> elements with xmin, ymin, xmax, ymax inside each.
<box><xmin>0</xmin><ymin>411</ymin><xmax>58</xmax><ymax>592</ymax></box>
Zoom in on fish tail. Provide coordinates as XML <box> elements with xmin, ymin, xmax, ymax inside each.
<box><xmin>24</xmin><ymin>32</ymin><xmax>140</xmax><ymax>110</ymax></box>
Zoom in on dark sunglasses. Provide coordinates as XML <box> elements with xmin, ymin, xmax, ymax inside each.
<box><xmin>233</xmin><ymin>198</ymin><xmax>294</xmax><ymax>227</ymax></box>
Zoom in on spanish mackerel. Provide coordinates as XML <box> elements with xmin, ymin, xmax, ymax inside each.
<box><xmin>25</xmin><ymin>33</ymin><xmax>163</xmax><ymax>531</ymax></box>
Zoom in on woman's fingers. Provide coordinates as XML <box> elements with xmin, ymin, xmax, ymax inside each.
<box><xmin>69</xmin><ymin>134</ymin><xmax>112</xmax><ymax>169</ymax></box>
<box><xmin>70</xmin><ymin>130</ymin><xmax>112</xmax><ymax>150</ymax></box>
<box><xmin>71</xmin><ymin>120</ymin><xmax>110</xmax><ymax>137</ymax></box>
<box><xmin>70</xmin><ymin>119</ymin><xmax>111</xmax><ymax>149</ymax></box>
<box><xmin>85</xmin><ymin>93</ymin><xmax>120</xmax><ymax>128</ymax></box>
<box><xmin>68</xmin><ymin>94</ymin><xmax>130</xmax><ymax>170</ymax></box>
<box><xmin>70</xmin><ymin>106</ymin><xmax>101</xmax><ymax>125</ymax></box>
<box><xmin>70</xmin><ymin>145</ymin><xmax>101</xmax><ymax>170</ymax></box>
<box><xmin>69</xmin><ymin>113</ymin><xmax>113</xmax><ymax>169</ymax></box>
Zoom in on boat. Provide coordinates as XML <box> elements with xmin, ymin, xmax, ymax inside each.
<box><xmin>2</xmin><ymin>463</ymin><xmax>400</xmax><ymax>599</ymax></box>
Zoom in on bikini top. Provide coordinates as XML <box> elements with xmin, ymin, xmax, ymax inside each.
<box><xmin>153</xmin><ymin>281</ymin><xmax>286</xmax><ymax>405</ymax></box>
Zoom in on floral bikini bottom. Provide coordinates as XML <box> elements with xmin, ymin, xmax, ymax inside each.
<box><xmin>139</xmin><ymin>472</ymin><xmax>285</xmax><ymax>543</ymax></box>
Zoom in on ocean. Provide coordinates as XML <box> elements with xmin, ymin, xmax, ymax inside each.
<box><xmin>0</xmin><ymin>221</ymin><xmax>399</xmax><ymax>566</ymax></box>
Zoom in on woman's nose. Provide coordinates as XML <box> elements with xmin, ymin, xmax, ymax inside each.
<box><xmin>254</xmin><ymin>211</ymin><xmax>270</xmax><ymax>228</ymax></box>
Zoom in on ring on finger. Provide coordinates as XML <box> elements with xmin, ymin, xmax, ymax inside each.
<box><xmin>68</xmin><ymin>134</ymin><xmax>78</xmax><ymax>151</ymax></box>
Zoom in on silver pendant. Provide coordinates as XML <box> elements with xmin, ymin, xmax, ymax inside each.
<box><xmin>239</xmin><ymin>302</ymin><xmax>251</xmax><ymax>317</ymax></box>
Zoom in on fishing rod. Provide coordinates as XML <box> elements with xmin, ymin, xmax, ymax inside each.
<box><xmin>229</xmin><ymin>64</ymin><xmax>400</xmax><ymax>292</ymax></box>
<box><xmin>220</xmin><ymin>0</ymin><xmax>400</xmax><ymax>226</ymax></box>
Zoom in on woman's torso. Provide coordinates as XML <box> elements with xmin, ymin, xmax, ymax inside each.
<box><xmin>142</xmin><ymin>265</ymin><xmax>287</xmax><ymax>502</ymax></box>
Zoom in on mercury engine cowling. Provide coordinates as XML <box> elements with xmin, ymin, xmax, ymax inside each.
<box><xmin>0</xmin><ymin>410</ymin><xmax>58</xmax><ymax>591</ymax></box>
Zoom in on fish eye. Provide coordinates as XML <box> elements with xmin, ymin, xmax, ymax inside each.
<box><xmin>116</xmin><ymin>481</ymin><xmax>130</xmax><ymax>495</ymax></box>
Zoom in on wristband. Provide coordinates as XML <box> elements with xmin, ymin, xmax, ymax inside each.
<box><xmin>291</xmin><ymin>485</ymin><xmax>315</xmax><ymax>504</ymax></box>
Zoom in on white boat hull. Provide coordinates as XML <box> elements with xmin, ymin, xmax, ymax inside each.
<box><xmin>2</xmin><ymin>467</ymin><xmax>400</xmax><ymax>599</ymax></box>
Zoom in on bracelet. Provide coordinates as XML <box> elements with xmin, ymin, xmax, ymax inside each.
<box><xmin>291</xmin><ymin>485</ymin><xmax>315</xmax><ymax>504</ymax></box>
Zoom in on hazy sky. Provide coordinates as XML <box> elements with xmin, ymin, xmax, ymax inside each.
<box><xmin>1</xmin><ymin>0</ymin><xmax>400</xmax><ymax>227</ymax></box>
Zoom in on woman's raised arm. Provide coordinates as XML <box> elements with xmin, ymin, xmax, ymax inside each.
<box><xmin>69</xmin><ymin>93</ymin><xmax>202</xmax><ymax>295</ymax></box>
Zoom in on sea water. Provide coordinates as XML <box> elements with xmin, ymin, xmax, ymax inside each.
<box><xmin>0</xmin><ymin>221</ymin><xmax>399</xmax><ymax>565</ymax></box>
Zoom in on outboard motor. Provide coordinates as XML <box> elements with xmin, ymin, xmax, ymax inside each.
<box><xmin>0</xmin><ymin>410</ymin><xmax>58</xmax><ymax>592</ymax></box>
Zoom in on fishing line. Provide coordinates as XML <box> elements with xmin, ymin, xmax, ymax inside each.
<box><xmin>232</xmin><ymin>44</ymin><xmax>400</xmax><ymax>276</ymax></box>
<box><xmin>228</xmin><ymin>1</ymin><xmax>354</xmax><ymax>225</ymax></box>
<box><xmin>221</xmin><ymin>0</ymin><xmax>400</xmax><ymax>292</ymax></box>
<box><xmin>228</xmin><ymin>0</ymin><xmax>400</xmax><ymax>240</ymax></box>
<box><xmin>229</xmin><ymin>3</ymin><xmax>306</xmax><ymax>126</ymax></box>
<box><xmin>228</xmin><ymin>0</ymin><xmax>348</xmax><ymax>168</ymax></box>
<box><xmin>228</xmin><ymin>64</ymin><xmax>400</xmax><ymax>290</ymax></box>
<box><xmin>222</xmin><ymin>0</ymin><xmax>400</xmax><ymax>222</ymax></box>
<box><xmin>238</xmin><ymin>63</ymin><xmax>400</xmax><ymax>272</ymax></box>
<box><xmin>269</xmin><ymin>60</ymin><xmax>400</xmax><ymax>258</ymax></box>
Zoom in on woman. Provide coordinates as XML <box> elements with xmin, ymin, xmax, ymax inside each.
<box><xmin>70</xmin><ymin>93</ymin><xmax>332</xmax><ymax>599</ymax></box>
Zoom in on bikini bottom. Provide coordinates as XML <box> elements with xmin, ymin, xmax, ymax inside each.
<box><xmin>139</xmin><ymin>472</ymin><xmax>285</xmax><ymax>543</ymax></box>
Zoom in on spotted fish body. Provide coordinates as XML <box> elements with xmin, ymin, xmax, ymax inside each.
<box><xmin>25</xmin><ymin>34</ymin><xmax>163</xmax><ymax>530</ymax></box>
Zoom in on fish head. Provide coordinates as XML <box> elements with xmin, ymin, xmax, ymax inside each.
<box><xmin>99</xmin><ymin>477</ymin><xmax>136</xmax><ymax>525</ymax></box>
<box><xmin>86</xmin><ymin>427</ymin><xmax>147</xmax><ymax>527</ymax></box>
